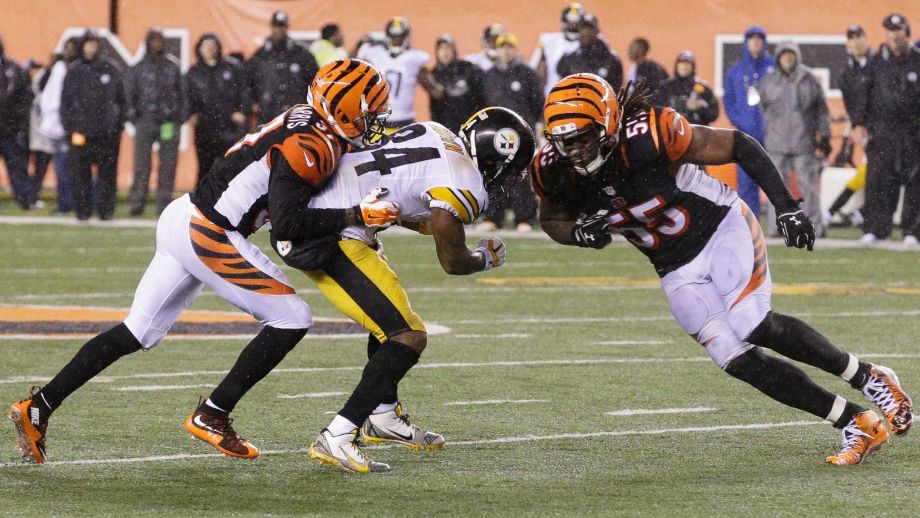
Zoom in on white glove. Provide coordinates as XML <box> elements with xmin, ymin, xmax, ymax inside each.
<box><xmin>476</xmin><ymin>237</ymin><xmax>506</xmax><ymax>271</ymax></box>
<box><xmin>356</xmin><ymin>187</ymin><xmax>400</xmax><ymax>229</ymax></box>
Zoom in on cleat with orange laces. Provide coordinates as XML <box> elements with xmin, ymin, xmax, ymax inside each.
<box><xmin>184</xmin><ymin>399</ymin><xmax>259</xmax><ymax>459</ymax></box>
<box><xmin>7</xmin><ymin>387</ymin><xmax>48</xmax><ymax>464</ymax></box>
<box><xmin>861</xmin><ymin>365</ymin><xmax>913</xmax><ymax>435</ymax></box>
<box><xmin>826</xmin><ymin>410</ymin><xmax>889</xmax><ymax>465</ymax></box>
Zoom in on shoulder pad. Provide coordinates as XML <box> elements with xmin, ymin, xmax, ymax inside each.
<box><xmin>530</xmin><ymin>143</ymin><xmax>567</xmax><ymax>202</ymax></box>
<box><xmin>622</xmin><ymin>107</ymin><xmax>692</xmax><ymax>167</ymax></box>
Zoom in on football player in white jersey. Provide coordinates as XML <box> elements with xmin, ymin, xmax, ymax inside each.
<box><xmin>530</xmin><ymin>3</ymin><xmax>586</xmax><ymax>97</ymax></box>
<box><xmin>465</xmin><ymin>23</ymin><xmax>506</xmax><ymax>71</ymax></box>
<box><xmin>358</xmin><ymin>17</ymin><xmax>438</xmax><ymax>128</ymax></box>
<box><xmin>272</xmin><ymin>108</ymin><xmax>536</xmax><ymax>473</ymax></box>
<box><xmin>7</xmin><ymin>60</ymin><xmax>399</xmax><ymax>464</ymax></box>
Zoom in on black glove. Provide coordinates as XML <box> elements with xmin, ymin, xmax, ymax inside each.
<box><xmin>776</xmin><ymin>203</ymin><xmax>815</xmax><ymax>251</ymax></box>
<box><xmin>572</xmin><ymin>210</ymin><xmax>612</xmax><ymax>249</ymax></box>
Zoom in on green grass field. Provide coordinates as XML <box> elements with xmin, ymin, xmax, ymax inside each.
<box><xmin>0</xmin><ymin>220</ymin><xmax>918</xmax><ymax>516</ymax></box>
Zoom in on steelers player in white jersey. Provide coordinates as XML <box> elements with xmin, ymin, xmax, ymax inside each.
<box><xmin>7</xmin><ymin>60</ymin><xmax>399</xmax><ymax>464</ymax></box>
<box><xmin>530</xmin><ymin>3</ymin><xmax>586</xmax><ymax>97</ymax></box>
<box><xmin>358</xmin><ymin>17</ymin><xmax>439</xmax><ymax>129</ymax></box>
<box><xmin>271</xmin><ymin>108</ymin><xmax>536</xmax><ymax>473</ymax></box>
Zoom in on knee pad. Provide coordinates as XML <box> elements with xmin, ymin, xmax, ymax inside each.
<box><xmin>697</xmin><ymin>318</ymin><xmax>754</xmax><ymax>370</ymax></box>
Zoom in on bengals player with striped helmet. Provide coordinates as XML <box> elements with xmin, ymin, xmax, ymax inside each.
<box><xmin>532</xmin><ymin>73</ymin><xmax>911</xmax><ymax>465</ymax></box>
<box><xmin>7</xmin><ymin>59</ymin><xmax>403</xmax><ymax>464</ymax></box>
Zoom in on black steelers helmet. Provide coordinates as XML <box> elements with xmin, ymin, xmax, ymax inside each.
<box><xmin>561</xmin><ymin>3</ymin><xmax>586</xmax><ymax>40</ymax></box>
<box><xmin>459</xmin><ymin>107</ymin><xmax>536</xmax><ymax>194</ymax></box>
<box><xmin>385</xmin><ymin>16</ymin><xmax>411</xmax><ymax>55</ymax></box>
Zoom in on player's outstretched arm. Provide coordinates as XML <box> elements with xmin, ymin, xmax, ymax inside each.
<box><xmin>430</xmin><ymin>207</ymin><xmax>505</xmax><ymax>275</ymax></box>
<box><xmin>539</xmin><ymin>199</ymin><xmax>612</xmax><ymax>249</ymax></box>
<box><xmin>680</xmin><ymin>125</ymin><xmax>815</xmax><ymax>250</ymax></box>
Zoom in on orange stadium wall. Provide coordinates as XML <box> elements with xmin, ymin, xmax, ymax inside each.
<box><xmin>0</xmin><ymin>0</ymin><xmax>914</xmax><ymax>192</ymax></box>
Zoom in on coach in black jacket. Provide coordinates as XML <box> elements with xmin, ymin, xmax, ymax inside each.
<box><xmin>127</xmin><ymin>28</ymin><xmax>184</xmax><ymax>215</ymax></box>
<box><xmin>61</xmin><ymin>30</ymin><xmax>126</xmax><ymax>220</ymax></box>
<box><xmin>428</xmin><ymin>35</ymin><xmax>485</xmax><ymax>133</ymax></box>
<box><xmin>247</xmin><ymin>11</ymin><xmax>319</xmax><ymax>123</ymax></box>
<box><xmin>556</xmin><ymin>14</ymin><xmax>623</xmax><ymax>91</ymax></box>
<box><xmin>852</xmin><ymin>14</ymin><xmax>920</xmax><ymax>243</ymax></box>
<box><xmin>186</xmin><ymin>33</ymin><xmax>248</xmax><ymax>187</ymax></box>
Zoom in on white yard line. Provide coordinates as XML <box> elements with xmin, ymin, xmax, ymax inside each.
<box><xmin>605</xmin><ymin>407</ymin><xmax>717</xmax><ymax>416</ymax></box>
<box><xmin>3</xmin><ymin>352</ymin><xmax>917</xmax><ymax>387</ymax></box>
<box><xmin>443</xmin><ymin>399</ymin><xmax>549</xmax><ymax>406</ymax></box>
<box><xmin>593</xmin><ymin>340</ymin><xmax>674</xmax><ymax>345</ymax></box>
<box><xmin>0</xmin><ymin>333</ymin><xmax>368</xmax><ymax>341</ymax></box>
<box><xmin>0</xmin><ymin>358</ymin><xmax>712</xmax><ymax>385</ymax></box>
<box><xmin>113</xmin><ymin>384</ymin><xmax>214</xmax><ymax>392</ymax></box>
<box><xmin>0</xmin><ymin>419</ymin><xmax>824</xmax><ymax>469</ymax></box>
<box><xmin>277</xmin><ymin>391</ymin><xmax>348</xmax><ymax>399</ymax></box>
<box><xmin>451</xmin><ymin>309</ymin><xmax>920</xmax><ymax>325</ymax></box>
<box><xmin>450</xmin><ymin>333</ymin><xmax>530</xmax><ymax>338</ymax></box>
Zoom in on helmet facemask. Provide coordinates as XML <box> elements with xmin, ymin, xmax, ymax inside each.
<box><xmin>547</xmin><ymin>123</ymin><xmax>618</xmax><ymax>176</ymax></box>
<box><xmin>319</xmin><ymin>94</ymin><xmax>391</xmax><ymax>149</ymax></box>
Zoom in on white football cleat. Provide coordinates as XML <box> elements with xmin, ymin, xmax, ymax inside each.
<box><xmin>360</xmin><ymin>403</ymin><xmax>445</xmax><ymax>451</ymax></box>
<box><xmin>309</xmin><ymin>428</ymin><xmax>390</xmax><ymax>474</ymax></box>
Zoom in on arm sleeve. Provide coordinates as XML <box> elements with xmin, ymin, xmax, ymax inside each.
<box><xmin>722</xmin><ymin>67</ymin><xmax>740</xmax><ymax>126</ymax></box>
<box><xmin>267</xmin><ymin>149</ymin><xmax>350</xmax><ymax>241</ymax></box>
<box><xmin>851</xmin><ymin>62</ymin><xmax>872</xmax><ymax>127</ymax></box>
<box><xmin>731</xmin><ymin>129</ymin><xmax>797</xmax><ymax>212</ymax></box>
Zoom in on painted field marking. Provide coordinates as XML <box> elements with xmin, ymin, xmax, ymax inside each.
<box><xmin>443</xmin><ymin>399</ymin><xmax>549</xmax><ymax>406</ymax></box>
<box><xmin>605</xmin><ymin>407</ymin><xmax>717</xmax><ymax>416</ymax></box>
<box><xmin>3</xmin><ymin>352</ymin><xmax>918</xmax><ymax>387</ymax></box>
<box><xmin>0</xmin><ymin>333</ymin><xmax>369</xmax><ymax>341</ymax></box>
<box><xmin>113</xmin><ymin>384</ymin><xmax>214</xmax><ymax>392</ymax></box>
<box><xmin>593</xmin><ymin>340</ymin><xmax>674</xmax><ymax>346</ymax></box>
<box><xmin>450</xmin><ymin>333</ymin><xmax>530</xmax><ymax>338</ymax></box>
<box><xmin>0</xmin><ymin>420</ymin><xmax>824</xmax><ymax>469</ymax></box>
<box><xmin>277</xmin><ymin>391</ymin><xmax>348</xmax><ymax>399</ymax></box>
<box><xmin>450</xmin><ymin>309</ymin><xmax>920</xmax><ymax>325</ymax></box>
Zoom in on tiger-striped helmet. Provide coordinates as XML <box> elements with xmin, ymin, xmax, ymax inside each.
<box><xmin>309</xmin><ymin>58</ymin><xmax>391</xmax><ymax>148</ymax></box>
<box><xmin>543</xmin><ymin>73</ymin><xmax>621</xmax><ymax>175</ymax></box>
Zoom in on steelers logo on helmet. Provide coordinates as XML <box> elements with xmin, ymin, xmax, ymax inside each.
<box><xmin>494</xmin><ymin>128</ymin><xmax>520</xmax><ymax>157</ymax></box>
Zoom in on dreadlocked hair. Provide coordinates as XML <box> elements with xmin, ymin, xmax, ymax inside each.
<box><xmin>617</xmin><ymin>79</ymin><xmax>656</xmax><ymax>121</ymax></box>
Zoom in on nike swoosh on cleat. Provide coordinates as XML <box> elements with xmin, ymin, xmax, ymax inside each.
<box><xmin>192</xmin><ymin>415</ymin><xmax>222</xmax><ymax>436</ymax></box>
<box><xmin>303</xmin><ymin>152</ymin><xmax>315</xmax><ymax>167</ymax></box>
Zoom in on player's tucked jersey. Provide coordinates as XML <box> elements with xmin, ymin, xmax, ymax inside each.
<box><xmin>191</xmin><ymin>104</ymin><xmax>343</xmax><ymax>236</ymax></box>
<box><xmin>530</xmin><ymin>32</ymin><xmax>580</xmax><ymax>97</ymax></box>
<box><xmin>531</xmin><ymin>106</ymin><xmax>737</xmax><ymax>276</ymax></box>
<box><xmin>310</xmin><ymin>121</ymin><xmax>488</xmax><ymax>244</ymax></box>
<box><xmin>358</xmin><ymin>45</ymin><xmax>430</xmax><ymax>123</ymax></box>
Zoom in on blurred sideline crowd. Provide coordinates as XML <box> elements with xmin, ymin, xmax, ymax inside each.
<box><xmin>0</xmin><ymin>4</ymin><xmax>918</xmax><ymax>244</ymax></box>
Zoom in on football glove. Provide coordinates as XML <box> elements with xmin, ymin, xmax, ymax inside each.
<box><xmin>777</xmin><ymin>205</ymin><xmax>815</xmax><ymax>251</ymax></box>
<box><xmin>572</xmin><ymin>210</ymin><xmax>612</xmax><ymax>249</ymax></box>
<box><xmin>476</xmin><ymin>237</ymin><xmax>506</xmax><ymax>271</ymax></box>
<box><xmin>354</xmin><ymin>187</ymin><xmax>400</xmax><ymax>229</ymax></box>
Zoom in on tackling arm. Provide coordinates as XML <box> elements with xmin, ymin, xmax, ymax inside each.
<box><xmin>429</xmin><ymin>207</ymin><xmax>502</xmax><ymax>275</ymax></box>
<box><xmin>539</xmin><ymin>198</ymin><xmax>579</xmax><ymax>246</ymax></box>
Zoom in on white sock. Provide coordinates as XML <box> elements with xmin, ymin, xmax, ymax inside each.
<box><xmin>327</xmin><ymin>414</ymin><xmax>359</xmax><ymax>436</ymax></box>
<box><xmin>372</xmin><ymin>402</ymin><xmax>398</xmax><ymax>415</ymax></box>
<box><xmin>825</xmin><ymin>395</ymin><xmax>847</xmax><ymax>424</ymax></box>
<box><xmin>838</xmin><ymin>353</ymin><xmax>860</xmax><ymax>382</ymax></box>
<box><xmin>205</xmin><ymin>398</ymin><xmax>228</xmax><ymax>413</ymax></box>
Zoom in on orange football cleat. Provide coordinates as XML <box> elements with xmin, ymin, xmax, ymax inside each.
<box><xmin>826</xmin><ymin>410</ymin><xmax>889</xmax><ymax>465</ymax></box>
<box><xmin>862</xmin><ymin>365</ymin><xmax>913</xmax><ymax>435</ymax></box>
<box><xmin>7</xmin><ymin>388</ymin><xmax>48</xmax><ymax>464</ymax></box>
<box><xmin>184</xmin><ymin>401</ymin><xmax>259</xmax><ymax>459</ymax></box>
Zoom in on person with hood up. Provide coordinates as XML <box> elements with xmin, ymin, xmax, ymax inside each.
<box><xmin>186</xmin><ymin>33</ymin><xmax>248</xmax><ymax>187</ymax></box>
<box><xmin>724</xmin><ymin>26</ymin><xmax>775</xmax><ymax>219</ymax></box>
<box><xmin>127</xmin><ymin>28</ymin><xmax>184</xmax><ymax>216</ymax></box>
<box><xmin>428</xmin><ymin>34</ymin><xmax>485</xmax><ymax>133</ymax></box>
<box><xmin>37</xmin><ymin>36</ymin><xmax>80</xmax><ymax>214</ymax></box>
<box><xmin>61</xmin><ymin>30</ymin><xmax>127</xmax><ymax>221</ymax></box>
<box><xmin>0</xmin><ymin>35</ymin><xmax>35</xmax><ymax>210</ymax></box>
<box><xmin>654</xmin><ymin>51</ymin><xmax>719</xmax><ymax>126</ymax></box>
<box><xmin>758</xmin><ymin>42</ymin><xmax>830</xmax><ymax>238</ymax></box>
